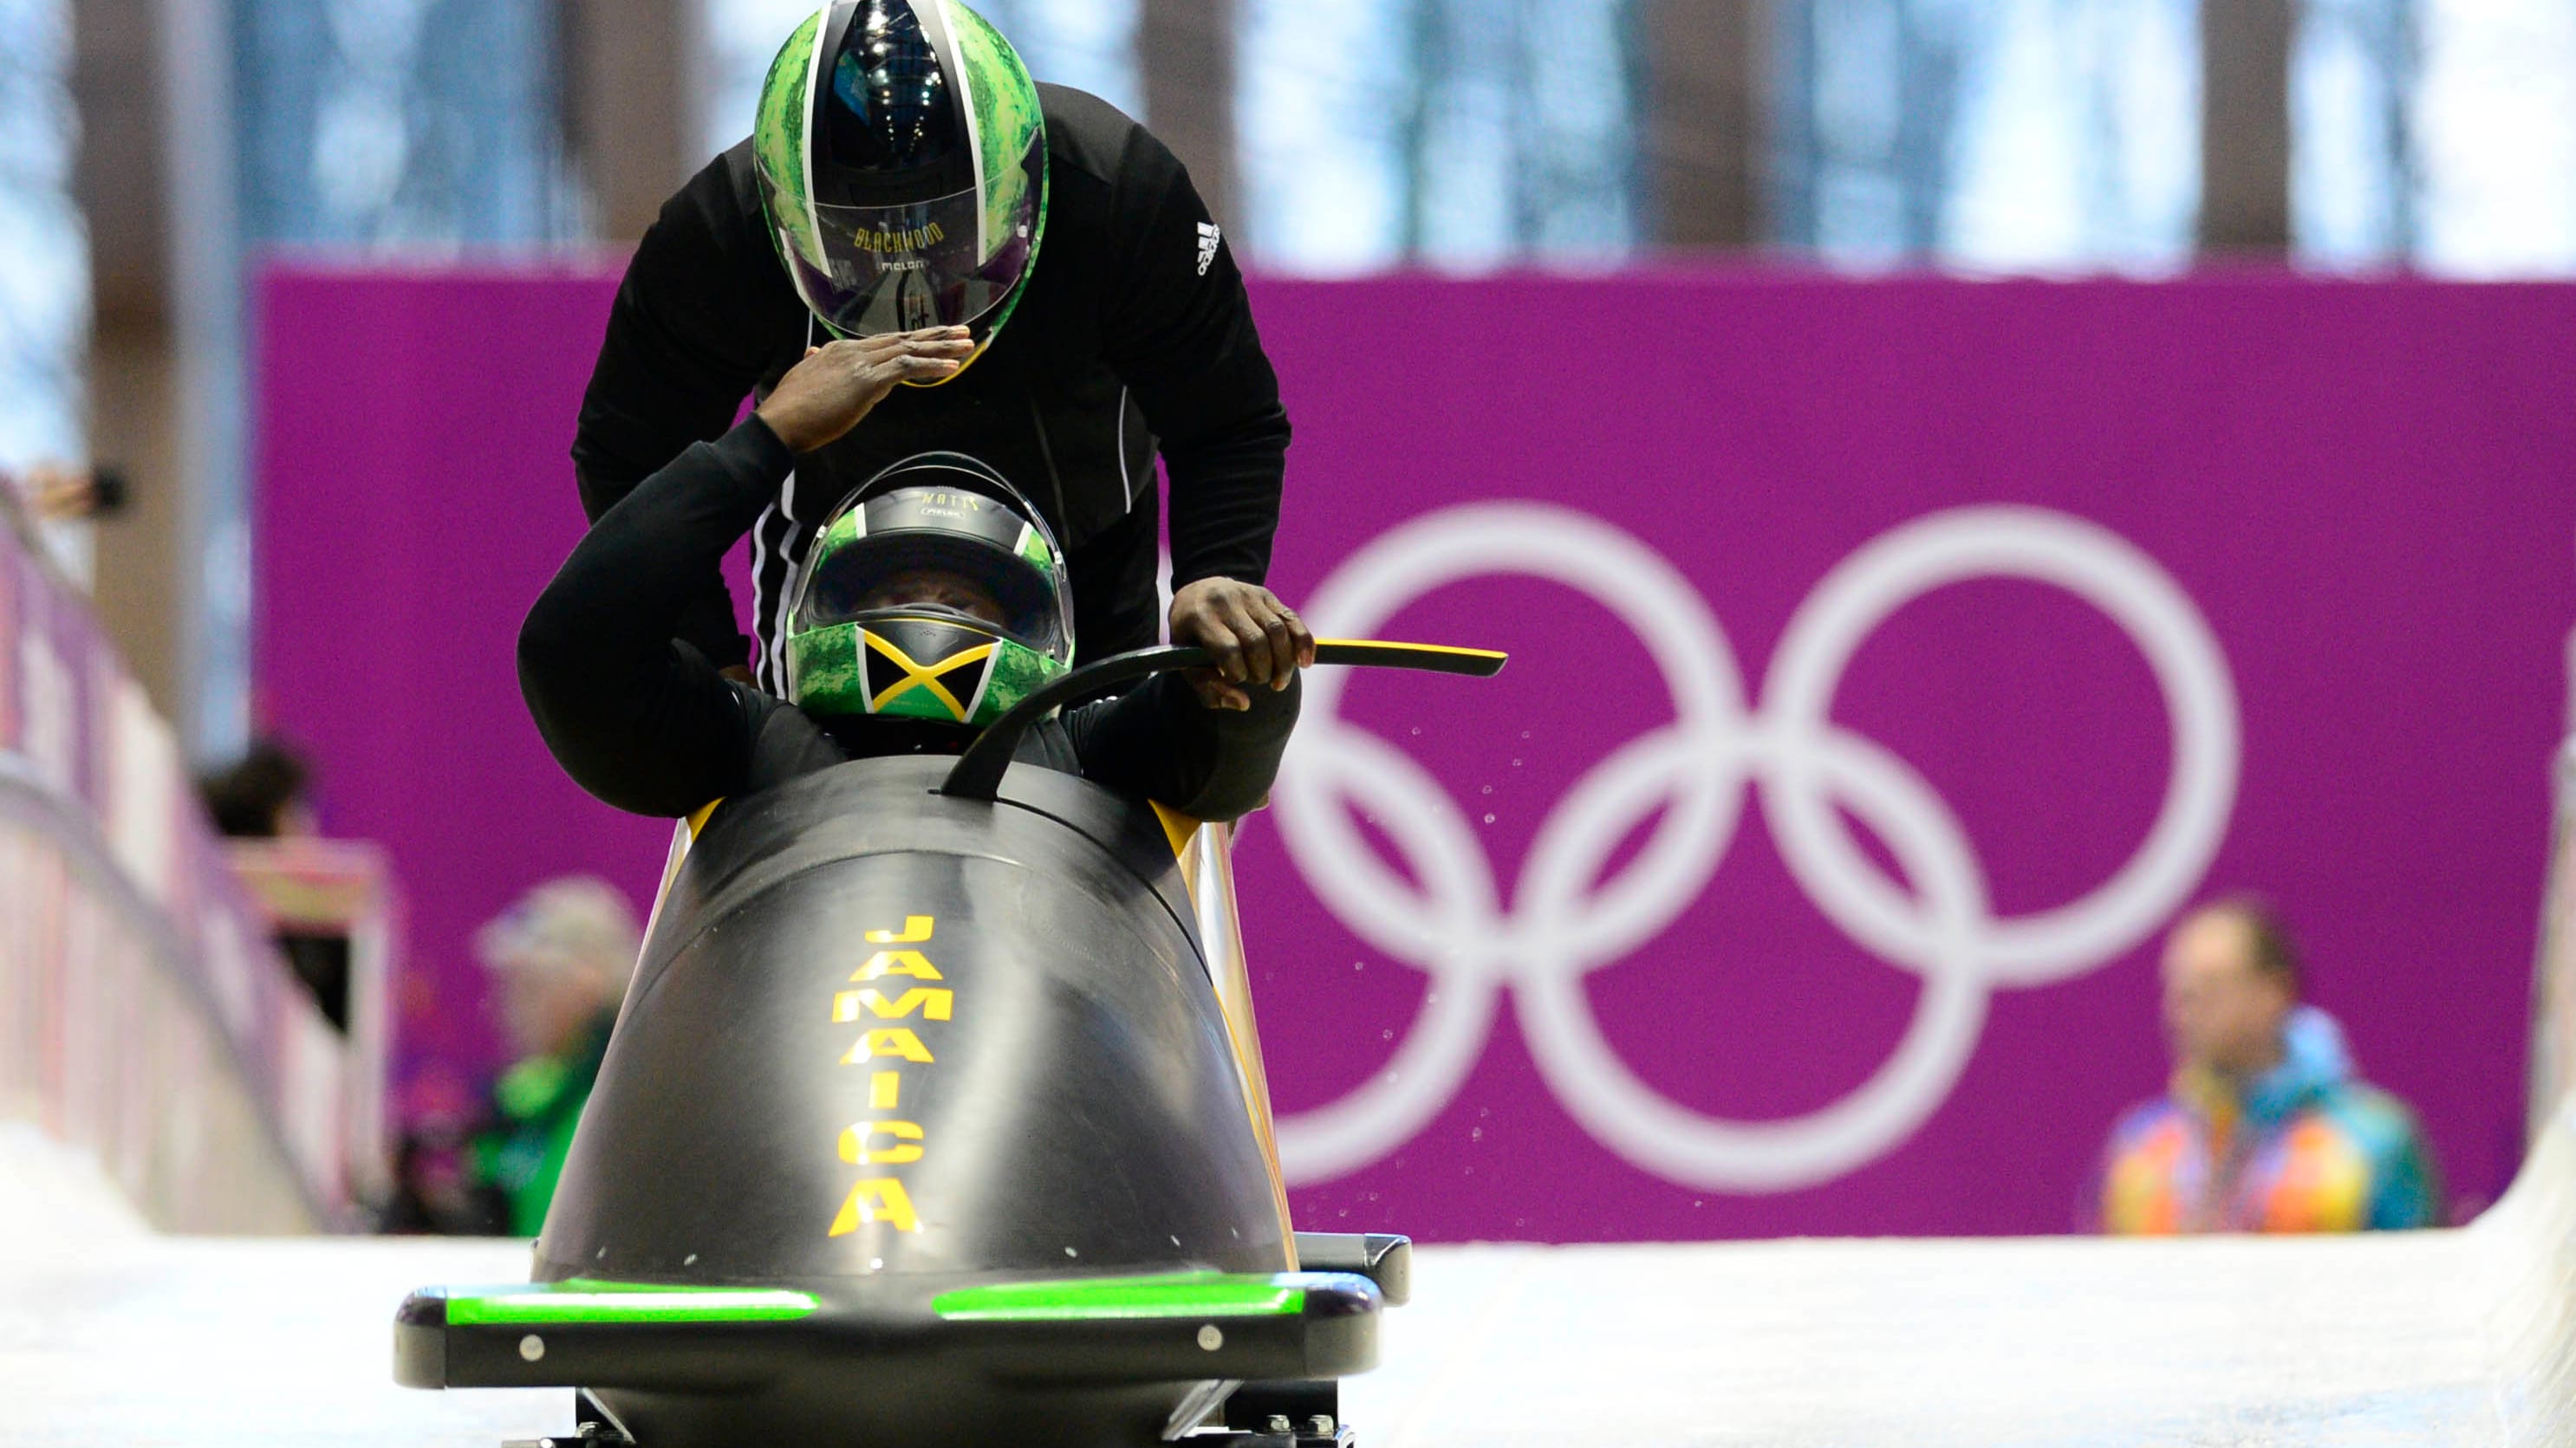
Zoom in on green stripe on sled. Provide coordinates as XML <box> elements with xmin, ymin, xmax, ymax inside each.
<box><xmin>932</xmin><ymin>1273</ymin><xmax>1308</xmax><ymax>1321</ymax></box>
<box><xmin>443</xmin><ymin>1280</ymin><xmax>820</xmax><ymax>1326</ymax></box>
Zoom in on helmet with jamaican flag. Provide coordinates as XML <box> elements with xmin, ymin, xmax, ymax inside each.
<box><xmin>753</xmin><ymin>0</ymin><xmax>1046</xmax><ymax>377</ymax></box>
<box><xmin>783</xmin><ymin>453</ymin><xmax>1073</xmax><ymax>726</ymax></box>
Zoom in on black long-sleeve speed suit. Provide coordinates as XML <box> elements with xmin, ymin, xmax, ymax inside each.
<box><xmin>574</xmin><ymin>85</ymin><xmax>1289</xmax><ymax>694</ymax></box>
<box><xmin>521</xmin><ymin>418</ymin><xmax>1298</xmax><ymax>821</ymax></box>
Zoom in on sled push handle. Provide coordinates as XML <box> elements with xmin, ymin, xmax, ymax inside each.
<box><xmin>939</xmin><ymin>639</ymin><xmax>1507</xmax><ymax>803</ymax></box>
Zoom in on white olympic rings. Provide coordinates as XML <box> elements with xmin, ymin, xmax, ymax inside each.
<box><xmin>1267</xmin><ymin>503</ymin><xmax>2240</xmax><ymax>1192</ymax></box>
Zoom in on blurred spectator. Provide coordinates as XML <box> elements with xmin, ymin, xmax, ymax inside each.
<box><xmin>198</xmin><ymin>737</ymin><xmax>319</xmax><ymax>839</ymax></box>
<box><xmin>378</xmin><ymin>1068</ymin><xmax>508</xmax><ymax>1236</ymax></box>
<box><xmin>9</xmin><ymin>460</ymin><xmax>127</xmax><ymax>523</ymax></box>
<box><xmin>471</xmin><ymin>876</ymin><xmax>641</xmax><ymax>1236</ymax></box>
<box><xmin>380</xmin><ymin>1114</ymin><xmax>509</xmax><ymax>1236</ymax></box>
<box><xmin>2097</xmin><ymin>898</ymin><xmax>2440</xmax><ymax>1234</ymax></box>
<box><xmin>3</xmin><ymin>461</ymin><xmax>127</xmax><ymax>589</ymax></box>
<box><xmin>200</xmin><ymin>738</ymin><xmax>362</xmax><ymax>1030</ymax></box>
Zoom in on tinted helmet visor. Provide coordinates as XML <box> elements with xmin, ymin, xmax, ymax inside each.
<box><xmin>798</xmin><ymin>531</ymin><xmax>1060</xmax><ymax>653</ymax></box>
<box><xmin>765</xmin><ymin>133</ymin><xmax>1042</xmax><ymax>340</ymax></box>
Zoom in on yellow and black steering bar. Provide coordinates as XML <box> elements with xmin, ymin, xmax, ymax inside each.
<box><xmin>939</xmin><ymin>639</ymin><xmax>1508</xmax><ymax>802</ymax></box>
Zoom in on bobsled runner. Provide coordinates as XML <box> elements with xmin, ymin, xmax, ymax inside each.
<box><xmin>396</xmin><ymin>640</ymin><xmax>1504</xmax><ymax>1448</ymax></box>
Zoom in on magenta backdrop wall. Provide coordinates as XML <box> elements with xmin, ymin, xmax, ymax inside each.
<box><xmin>257</xmin><ymin>265</ymin><xmax>2576</xmax><ymax>1239</ymax></box>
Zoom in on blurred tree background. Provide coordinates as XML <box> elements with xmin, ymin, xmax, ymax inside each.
<box><xmin>10</xmin><ymin>0</ymin><xmax>2576</xmax><ymax>753</ymax></box>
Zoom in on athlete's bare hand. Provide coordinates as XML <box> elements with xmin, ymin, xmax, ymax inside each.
<box><xmin>1170</xmin><ymin>577</ymin><xmax>1313</xmax><ymax>711</ymax></box>
<box><xmin>754</xmin><ymin>328</ymin><xmax>975</xmax><ymax>452</ymax></box>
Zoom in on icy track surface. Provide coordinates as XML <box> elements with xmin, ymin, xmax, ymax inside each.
<box><xmin>7</xmin><ymin>1110</ymin><xmax>2573</xmax><ymax>1448</ymax></box>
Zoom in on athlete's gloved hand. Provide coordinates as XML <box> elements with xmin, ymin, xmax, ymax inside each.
<box><xmin>1170</xmin><ymin>577</ymin><xmax>1314</xmax><ymax>711</ymax></box>
<box><xmin>753</xmin><ymin>328</ymin><xmax>977</xmax><ymax>453</ymax></box>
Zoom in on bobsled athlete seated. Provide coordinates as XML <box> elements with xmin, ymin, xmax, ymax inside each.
<box><xmin>520</xmin><ymin>331</ymin><xmax>1298</xmax><ymax>821</ymax></box>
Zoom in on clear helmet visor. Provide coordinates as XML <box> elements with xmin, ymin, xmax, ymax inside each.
<box><xmin>762</xmin><ymin>131</ymin><xmax>1043</xmax><ymax>339</ymax></box>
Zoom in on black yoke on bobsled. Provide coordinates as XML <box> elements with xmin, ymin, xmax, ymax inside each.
<box><xmin>399</xmin><ymin>756</ymin><xmax>1379</xmax><ymax>1448</ymax></box>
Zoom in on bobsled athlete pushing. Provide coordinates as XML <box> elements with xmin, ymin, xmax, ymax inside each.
<box><xmin>392</xmin><ymin>331</ymin><xmax>1503</xmax><ymax>1441</ymax></box>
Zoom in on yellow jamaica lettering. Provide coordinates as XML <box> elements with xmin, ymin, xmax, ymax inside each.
<box><xmin>853</xmin><ymin>949</ymin><xmax>943</xmax><ymax>982</ymax></box>
<box><xmin>829</xmin><ymin>1177</ymin><xmax>920</xmax><ymax>1235</ymax></box>
<box><xmin>839</xmin><ymin>1120</ymin><xmax>925</xmax><ymax>1166</ymax></box>
<box><xmin>842</xmin><ymin>1028</ymin><xmax>933</xmax><ymax>1064</ymax></box>
<box><xmin>868</xmin><ymin>1071</ymin><xmax>901</xmax><ymax>1110</ymax></box>
<box><xmin>834</xmin><ymin>987</ymin><xmax>953</xmax><ymax>1023</ymax></box>
<box><xmin>865</xmin><ymin>916</ymin><xmax>933</xmax><ymax>945</ymax></box>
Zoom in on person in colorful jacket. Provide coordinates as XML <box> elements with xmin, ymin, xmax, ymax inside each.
<box><xmin>471</xmin><ymin>876</ymin><xmax>642</xmax><ymax>1237</ymax></box>
<box><xmin>2097</xmin><ymin>898</ymin><xmax>2441</xmax><ymax>1234</ymax></box>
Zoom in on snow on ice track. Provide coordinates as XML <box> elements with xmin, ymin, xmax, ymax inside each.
<box><xmin>8</xmin><ymin>1102</ymin><xmax>2574</xmax><ymax>1448</ymax></box>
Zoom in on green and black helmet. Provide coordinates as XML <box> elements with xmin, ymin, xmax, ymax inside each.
<box><xmin>754</xmin><ymin>0</ymin><xmax>1047</xmax><ymax>377</ymax></box>
<box><xmin>783</xmin><ymin>454</ymin><xmax>1073</xmax><ymax>727</ymax></box>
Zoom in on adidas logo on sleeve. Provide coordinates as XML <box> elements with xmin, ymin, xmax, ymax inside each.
<box><xmin>1195</xmin><ymin>222</ymin><xmax>1221</xmax><ymax>276</ymax></box>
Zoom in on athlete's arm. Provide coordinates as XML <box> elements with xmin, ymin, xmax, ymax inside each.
<box><xmin>524</xmin><ymin>421</ymin><xmax>784</xmax><ymax>816</ymax></box>
<box><xmin>528</xmin><ymin>334</ymin><xmax>973</xmax><ymax>815</ymax></box>
<box><xmin>570</xmin><ymin>146</ymin><xmax>803</xmax><ymax>674</ymax></box>
<box><xmin>1060</xmin><ymin>669</ymin><xmax>1301</xmax><ymax>822</ymax></box>
<box><xmin>1095</xmin><ymin>124</ymin><xmax>1307</xmax><ymax>705</ymax></box>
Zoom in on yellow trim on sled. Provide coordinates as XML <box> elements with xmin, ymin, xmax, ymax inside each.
<box><xmin>1151</xmin><ymin>801</ymin><xmax>1202</xmax><ymax>862</ymax></box>
<box><xmin>1317</xmin><ymin>638</ymin><xmax>1508</xmax><ymax>661</ymax></box>
<box><xmin>1311</xmin><ymin>639</ymin><xmax>1510</xmax><ymax>676</ymax></box>
<box><xmin>686</xmin><ymin>798</ymin><xmax>724</xmax><ymax>840</ymax></box>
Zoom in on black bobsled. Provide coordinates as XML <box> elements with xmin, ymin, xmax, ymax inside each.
<box><xmin>396</xmin><ymin>641</ymin><xmax>1503</xmax><ymax>1448</ymax></box>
